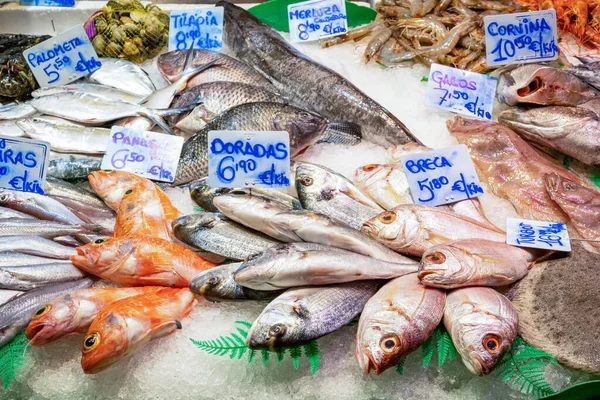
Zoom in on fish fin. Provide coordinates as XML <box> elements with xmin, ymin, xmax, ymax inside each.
<box><xmin>181</xmin><ymin>58</ymin><xmax>221</xmax><ymax>81</ymax></box>
<box><xmin>182</xmin><ymin>41</ymin><xmax>196</xmax><ymax>74</ymax></box>
<box><xmin>145</xmin><ymin>320</ymin><xmax>183</xmax><ymax>341</ymax></box>
<box><xmin>151</xmin><ymin>102</ymin><xmax>202</xmax><ymax>118</ymax></box>
<box><xmin>137</xmin><ymin>111</ymin><xmax>176</xmax><ymax>135</ymax></box>
<box><xmin>318</xmin><ymin>122</ymin><xmax>362</xmax><ymax>146</ymax></box>
<box><xmin>292</xmin><ymin>303</ymin><xmax>310</xmax><ymax>318</ymax></box>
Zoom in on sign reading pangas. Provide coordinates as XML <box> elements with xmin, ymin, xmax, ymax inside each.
<box><xmin>23</xmin><ymin>25</ymin><xmax>102</xmax><ymax>87</ymax></box>
<box><xmin>168</xmin><ymin>7</ymin><xmax>224</xmax><ymax>52</ymax></box>
<box><xmin>0</xmin><ymin>136</ymin><xmax>50</xmax><ymax>195</ymax></box>
<box><xmin>400</xmin><ymin>144</ymin><xmax>483</xmax><ymax>207</ymax></box>
<box><xmin>425</xmin><ymin>63</ymin><xmax>498</xmax><ymax>120</ymax></box>
<box><xmin>484</xmin><ymin>10</ymin><xmax>559</xmax><ymax>66</ymax></box>
<box><xmin>208</xmin><ymin>131</ymin><xmax>291</xmax><ymax>188</ymax></box>
<box><xmin>506</xmin><ymin>218</ymin><xmax>571</xmax><ymax>252</ymax></box>
<box><xmin>288</xmin><ymin>0</ymin><xmax>348</xmax><ymax>43</ymax></box>
<box><xmin>101</xmin><ymin>127</ymin><xmax>184</xmax><ymax>183</ymax></box>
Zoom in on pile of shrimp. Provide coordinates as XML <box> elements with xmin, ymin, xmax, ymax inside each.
<box><xmin>322</xmin><ymin>0</ymin><xmax>525</xmax><ymax>72</ymax></box>
<box><xmin>517</xmin><ymin>0</ymin><xmax>600</xmax><ymax>49</ymax></box>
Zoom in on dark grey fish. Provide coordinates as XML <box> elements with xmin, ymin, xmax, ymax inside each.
<box><xmin>0</xmin><ymin>236</ymin><xmax>77</xmax><ymax>259</ymax></box>
<box><xmin>0</xmin><ymin>262</ymin><xmax>87</xmax><ymax>290</ymax></box>
<box><xmin>174</xmin><ymin>102</ymin><xmax>327</xmax><ymax>185</ymax></box>
<box><xmin>0</xmin><ymin>218</ymin><xmax>105</xmax><ymax>238</ymax></box>
<box><xmin>318</xmin><ymin>122</ymin><xmax>362</xmax><ymax>146</ymax></box>
<box><xmin>189</xmin><ymin>263</ymin><xmax>283</xmax><ymax>301</ymax></box>
<box><xmin>219</xmin><ymin>1</ymin><xmax>417</xmax><ymax>148</ymax></box>
<box><xmin>0</xmin><ymin>278</ymin><xmax>93</xmax><ymax>347</ymax></box>
<box><xmin>47</xmin><ymin>154</ymin><xmax>102</xmax><ymax>180</ymax></box>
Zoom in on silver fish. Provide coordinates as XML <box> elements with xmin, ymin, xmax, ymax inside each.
<box><xmin>0</xmin><ymin>290</ymin><xmax>22</xmax><ymax>306</ymax></box>
<box><xmin>0</xmin><ymin>262</ymin><xmax>87</xmax><ymax>290</ymax></box>
<box><xmin>567</xmin><ymin>61</ymin><xmax>600</xmax><ymax>91</ymax></box>
<box><xmin>0</xmin><ymin>236</ymin><xmax>77</xmax><ymax>259</ymax></box>
<box><xmin>31</xmin><ymin>83</ymin><xmax>144</xmax><ymax>104</ymax></box>
<box><xmin>172</xmin><ymin>213</ymin><xmax>280</xmax><ymax>261</ymax></box>
<box><xmin>189</xmin><ymin>263</ymin><xmax>283</xmax><ymax>301</ymax></box>
<box><xmin>444</xmin><ymin>287</ymin><xmax>518</xmax><ymax>375</ymax></box>
<box><xmin>0</xmin><ymin>189</ymin><xmax>86</xmax><ymax>225</ymax></box>
<box><xmin>234</xmin><ymin>242</ymin><xmax>418</xmax><ymax>290</ymax></box>
<box><xmin>0</xmin><ymin>206</ymin><xmax>35</xmax><ymax>219</ymax></box>
<box><xmin>295</xmin><ymin>163</ymin><xmax>383</xmax><ymax>230</ymax></box>
<box><xmin>45</xmin><ymin>177</ymin><xmax>113</xmax><ymax>217</ymax></box>
<box><xmin>356</xmin><ymin>273</ymin><xmax>445</xmax><ymax>374</ymax></box>
<box><xmin>0</xmin><ymin>219</ymin><xmax>104</xmax><ymax>238</ymax></box>
<box><xmin>0</xmin><ymin>102</ymin><xmax>36</xmax><ymax>120</ymax></box>
<box><xmin>89</xmin><ymin>58</ymin><xmax>155</xmax><ymax>97</ymax></box>
<box><xmin>0</xmin><ymin>252</ymin><xmax>71</xmax><ymax>267</ymax></box>
<box><xmin>0</xmin><ymin>278</ymin><xmax>93</xmax><ymax>347</ymax></box>
<box><xmin>47</xmin><ymin>154</ymin><xmax>102</xmax><ymax>180</ymax></box>
<box><xmin>246</xmin><ymin>281</ymin><xmax>379</xmax><ymax>349</ymax></box>
<box><xmin>0</xmin><ymin>120</ymin><xmax>25</xmax><ymax>137</ymax></box>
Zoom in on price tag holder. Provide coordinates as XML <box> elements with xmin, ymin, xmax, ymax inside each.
<box><xmin>168</xmin><ymin>7</ymin><xmax>224</xmax><ymax>52</ymax></box>
<box><xmin>425</xmin><ymin>63</ymin><xmax>497</xmax><ymax>120</ymax></box>
<box><xmin>288</xmin><ymin>0</ymin><xmax>348</xmax><ymax>43</ymax></box>
<box><xmin>101</xmin><ymin>127</ymin><xmax>184</xmax><ymax>183</ymax></box>
<box><xmin>23</xmin><ymin>25</ymin><xmax>102</xmax><ymax>87</ymax></box>
<box><xmin>0</xmin><ymin>136</ymin><xmax>50</xmax><ymax>195</ymax></box>
<box><xmin>208</xmin><ymin>131</ymin><xmax>291</xmax><ymax>188</ymax></box>
<box><xmin>400</xmin><ymin>144</ymin><xmax>483</xmax><ymax>207</ymax></box>
<box><xmin>19</xmin><ymin>0</ymin><xmax>74</xmax><ymax>6</ymax></box>
<box><xmin>484</xmin><ymin>10</ymin><xmax>558</xmax><ymax>66</ymax></box>
<box><xmin>506</xmin><ymin>218</ymin><xmax>571</xmax><ymax>251</ymax></box>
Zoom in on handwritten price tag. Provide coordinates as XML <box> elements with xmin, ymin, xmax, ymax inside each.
<box><xmin>208</xmin><ymin>131</ymin><xmax>291</xmax><ymax>188</ymax></box>
<box><xmin>425</xmin><ymin>63</ymin><xmax>497</xmax><ymax>120</ymax></box>
<box><xmin>506</xmin><ymin>218</ymin><xmax>570</xmax><ymax>251</ymax></box>
<box><xmin>400</xmin><ymin>144</ymin><xmax>483</xmax><ymax>207</ymax></box>
<box><xmin>23</xmin><ymin>25</ymin><xmax>101</xmax><ymax>87</ymax></box>
<box><xmin>101</xmin><ymin>127</ymin><xmax>184</xmax><ymax>183</ymax></box>
<box><xmin>168</xmin><ymin>7</ymin><xmax>224</xmax><ymax>52</ymax></box>
<box><xmin>0</xmin><ymin>136</ymin><xmax>50</xmax><ymax>195</ymax></box>
<box><xmin>484</xmin><ymin>10</ymin><xmax>558</xmax><ymax>66</ymax></box>
<box><xmin>20</xmin><ymin>0</ymin><xmax>74</xmax><ymax>6</ymax></box>
<box><xmin>288</xmin><ymin>0</ymin><xmax>348</xmax><ymax>43</ymax></box>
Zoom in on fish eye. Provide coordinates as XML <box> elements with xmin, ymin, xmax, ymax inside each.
<box><xmin>377</xmin><ymin>211</ymin><xmax>397</xmax><ymax>224</ymax></box>
<box><xmin>425</xmin><ymin>252</ymin><xmax>446</xmax><ymax>264</ymax></box>
<box><xmin>33</xmin><ymin>305</ymin><xmax>51</xmax><ymax>318</ymax></box>
<box><xmin>379</xmin><ymin>334</ymin><xmax>400</xmax><ymax>353</ymax></box>
<box><xmin>564</xmin><ymin>183</ymin><xmax>577</xmax><ymax>191</ymax></box>
<box><xmin>300</xmin><ymin>112</ymin><xmax>311</xmax><ymax>119</ymax></box>
<box><xmin>299</xmin><ymin>176</ymin><xmax>313</xmax><ymax>186</ymax></box>
<box><xmin>124</xmin><ymin>189</ymin><xmax>133</xmax><ymax>195</ymax></box>
<box><xmin>483</xmin><ymin>334</ymin><xmax>501</xmax><ymax>353</ymax></box>
<box><xmin>93</xmin><ymin>238</ymin><xmax>107</xmax><ymax>245</ymax></box>
<box><xmin>83</xmin><ymin>332</ymin><xmax>100</xmax><ymax>352</ymax></box>
<box><xmin>206</xmin><ymin>276</ymin><xmax>220</xmax><ymax>286</ymax></box>
<box><xmin>268</xmin><ymin>324</ymin><xmax>286</xmax><ymax>338</ymax></box>
<box><xmin>363</xmin><ymin>164</ymin><xmax>378</xmax><ymax>172</ymax></box>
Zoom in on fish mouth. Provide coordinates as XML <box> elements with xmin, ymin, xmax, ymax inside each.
<box><xmin>417</xmin><ymin>269</ymin><xmax>440</xmax><ymax>281</ymax></box>
<box><xmin>25</xmin><ymin>322</ymin><xmax>48</xmax><ymax>345</ymax></box>
<box><xmin>517</xmin><ymin>76</ymin><xmax>542</xmax><ymax>98</ymax></box>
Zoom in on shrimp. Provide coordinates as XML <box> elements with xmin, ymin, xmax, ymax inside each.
<box><xmin>414</xmin><ymin>19</ymin><xmax>478</xmax><ymax>62</ymax></box>
<box><xmin>377</xmin><ymin>5</ymin><xmax>412</xmax><ymax>17</ymax></box>
<box><xmin>409</xmin><ymin>0</ymin><xmax>438</xmax><ymax>17</ymax></box>
<box><xmin>365</xmin><ymin>27</ymin><xmax>394</xmax><ymax>62</ymax></box>
<box><xmin>462</xmin><ymin>0</ymin><xmax>523</xmax><ymax>12</ymax></box>
<box><xmin>457</xmin><ymin>50</ymin><xmax>482</xmax><ymax>69</ymax></box>
<box><xmin>321</xmin><ymin>22</ymin><xmax>382</xmax><ymax>48</ymax></box>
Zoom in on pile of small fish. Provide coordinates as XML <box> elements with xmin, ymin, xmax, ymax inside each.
<box><xmin>322</xmin><ymin>0</ymin><xmax>525</xmax><ymax>72</ymax></box>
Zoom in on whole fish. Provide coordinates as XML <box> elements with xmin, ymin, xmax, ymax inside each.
<box><xmin>234</xmin><ymin>242</ymin><xmax>418</xmax><ymax>290</ymax></box>
<box><xmin>0</xmin><ymin>252</ymin><xmax>72</xmax><ymax>266</ymax></box>
<box><xmin>170</xmin><ymin>81</ymin><xmax>283</xmax><ymax>132</ymax></box>
<box><xmin>219</xmin><ymin>1</ymin><xmax>417</xmax><ymax>147</ymax></box>
<box><xmin>189</xmin><ymin>263</ymin><xmax>283</xmax><ymax>301</ymax></box>
<box><xmin>16</xmin><ymin>116</ymin><xmax>110</xmax><ymax>154</ymax></box>
<box><xmin>361</xmin><ymin>205</ymin><xmax>505</xmax><ymax>256</ymax></box>
<box><xmin>157</xmin><ymin>49</ymin><xmax>274</xmax><ymax>89</ymax></box>
<box><xmin>267</xmin><ymin>210</ymin><xmax>414</xmax><ymax>263</ymax></box>
<box><xmin>499</xmin><ymin>106</ymin><xmax>600</xmax><ymax>166</ymax></box>
<box><xmin>0</xmin><ymin>278</ymin><xmax>93</xmax><ymax>347</ymax></box>
<box><xmin>0</xmin><ymin>102</ymin><xmax>36</xmax><ymax>120</ymax></box>
<box><xmin>189</xmin><ymin>177</ymin><xmax>302</xmax><ymax>212</ymax></box>
<box><xmin>174</xmin><ymin>103</ymin><xmax>327</xmax><ymax>185</ymax></box>
<box><xmin>353</xmin><ymin>163</ymin><xmax>413</xmax><ymax>208</ymax></box>
<box><xmin>47</xmin><ymin>197</ymin><xmax>114</xmax><ymax>222</ymax></box>
<box><xmin>0</xmin><ymin>189</ymin><xmax>87</xmax><ymax>225</ymax></box>
<box><xmin>496</xmin><ymin>64</ymin><xmax>595</xmax><ymax>106</ymax></box>
<box><xmin>172</xmin><ymin>213</ymin><xmax>279</xmax><ymax>260</ymax></box>
<box><xmin>0</xmin><ymin>236</ymin><xmax>77</xmax><ymax>259</ymax></box>
<box><xmin>0</xmin><ymin>218</ymin><xmax>104</xmax><ymax>238</ymax></box>
<box><xmin>32</xmin><ymin>83</ymin><xmax>144</xmax><ymax>104</ymax></box>
<box><xmin>71</xmin><ymin>236</ymin><xmax>216</xmax><ymax>287</ymax></box>
<box><xmin>25</xmin><ymin>286</ymin><xmax>159</xmax><ymax>346</ymax></box>
<box><xmin>47</xmin><ymin>154</ymin><xmax>102</xmax><ymax>180</ymax></box>
<box><xmin>0</xmin><ymin>206</ymin><xmax>35</xmax><ymax>219</ymax></box>
<box><xmin>0</xmin><ymin>120</ymin><xmax>25</xmax><ymax>137</ymax></box>
<box><xmin>356</xmin><ymin>273</ymin><xmax>445</xmax><ymax>374</ymax></box>
<box><xmin>418</xmin><ymin>239</ymin><xmax>538</xmax><ymax>288</ymax></box>
<box><xmin>0</xmin><ymin>261</ymin><xmax>87</xmax><ymax>290</ymax></box>
<box><xmin>45</xmin><ymin>177</ymin><xmax>112</xmax><ymax>214</ymax></box>
<box><xmin>81</xmin><ymin>288</ymin><xmax>196</xmax><ymax>374</ymax></box>
<box><xmin>295</xmin><ymin>162</ymin><xmax>383</xmax><ymax>230</ymax></box>
<box><xmin>89</xmin><ymin>171</ymin><xmax>180</xmax><ymax>220</ymax></box>
<box><xmin>567</xmin><ymin>61</ymin><xmax>600</xmax><ymax>91</ymax></box>
<box><xmin>444</xmin><ymin>287</ymin><xmax>518</xmax><ymax>375</ymax></box>
<box><xmin>544</xmin><ymin>173</ymin><xmax>600</xmax><ymax>251</ymax></box>
<box><xmin>89</xmin><ymin>58</ymin><xmax>155</xmax><ymax>97</ymax></box>
<box><xmin>447</xmin><ymin>116</ymin><xmax>589</xmax><ymax>222</ymax></box>
<box><xmin>114</xmin><ymin>180</ymin><xmax>171</xmax><ymax>240</ymax></box>
<box><xmin>246</xmin><ymin>281</ymin><xmax>379</xmax><ymax>349</ymax></box>
<box><xmin>0</xmin><ymin>290</ymin><xmax>22</xmax><ymax>306</ymax></box>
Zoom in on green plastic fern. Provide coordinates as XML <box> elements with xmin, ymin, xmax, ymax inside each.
<box><xmin>495</xmin><ymin>336</ymin><xmax>558</xmax><ymax>398</ymax></box>
<box><xmin>421</xmin><ymin>335</ymin><xmax>434</xmax><ymax>368</ymax></box>
<box><xmin>395</xmin><ymin>357</ymin><xmax>406</xmax><ymax>376</ymax></box>
<box><xmin>0</xmin><ymin>331</ymin><xmax>30</xmax><ymax>389</ymax></box>
<box><xmin>303</xmin><ymin>341</ymin><xmax>320</xmax><ymax>375</ymax></box>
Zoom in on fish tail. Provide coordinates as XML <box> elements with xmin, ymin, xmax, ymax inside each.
<box><xmin>139</xmin><ymin>111</ymin><xmax>176</xmax><ymax>135</ymax></box>
<box><xmin>318</xmin><ymin>122</ymin><xmax>363</xmax><ymax>146</ymax></box>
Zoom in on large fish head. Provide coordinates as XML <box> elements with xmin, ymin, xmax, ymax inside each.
<box><xmin>88</xmin><ymin>170</ymin><xmax>143</xmax><ymax>210</ymax></box>
<box><xmin>418</xmin><ymin>244</ymin><xmax>472</xmax><ymax>286</ymax></box>
<box><xmin>361</xmin><ymin>209</ymin><xmax>414</xmax><ymax>247</ymax></box>
<box><xmin>295</xmin><ymin>163</ymin><xmax>331</xmax><ymax>203</ymax></box>
<box><xmin>273</xmin><ymin>107</ymin><xmax>327</xmax><ymax>157</ymax></box>
<box><xmin>172</xmin><ymin>212</ymin><xmax>218</xmax><ymax>236</ymax></box>
<box><xmin>246</xmin><ymin>299</ymin><xmax>303</xmax><ymax>350</ymax></box>
<box><xmin>118</xmin><ymin>180</ymin><xmax>160</xmax><ymax>216</ymax></box>
<box><xmin>544</xmin><ymin>172</ymin><xmax>592</xmax><ymax>204</ymax></box>
<box><xmin>81</xmin><ymin>311</ymin><xmax>129</xmax><ymax>374</ymax></box>
<box><xmin>26</xmin><ymin>293</ymin><xmax>81</xmax><ymax>346</ymax></box>
<box><xmin>71</xmin><ymin>238</ymin><xmax>135</xmax><ymax>273</ymax></box>
<box><xmin>189</xmin><ymin>178</ymin><xmax>230</xmax><ymax>211</ymax></box>
<box><xmin>189</xmin><ymin>263</ymin><xmax>241</xmax><ymax>299</ymax></box>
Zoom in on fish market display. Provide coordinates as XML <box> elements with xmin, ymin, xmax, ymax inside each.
<box><xmin>89</xmin><ymin>58</ymin><xmax>155</xmax><ymax>97</ymax></box>
<box><xmin>447</xmin><ymin>116</ymin><xmax>589</xmax><ymax>222</ymax></box>
<box><xmin>81</xmin><ymin>288</ymin><xmax>195</xmax><ymax>374</ymax></box>
<box><xmin>496</xmin><ymin>64</ymin><xmax>596</xmax><ymax>106</ymax></box>
<box><xmin>0</xmin><ymin>34</ymin><xmax>49</xmax><ymax>98</ymax></box>
<box><xmin>234</xmin><ymin>242</ymin><xmax>418</xmax><ymax>289</ymax></box>
<box><xmin>356</xmin><ymin>274</ymin><xmax>445</xmax><ymax>375</ymax></box>
<box><xmin>246</xmin><ymin>281</ymin><xmax>379</xmax><ymax>349</ymax></box>
<box><xmin>361</xmin><ymin>205</ymin><xmax>505</xmax><ymax>256</ymax></box>
<box><xmin>220</xmin><ymin>1</ymin><xmax>416</xmax><ymax>147</ymax></box>
<box><xmin>444</xmin><ymin>287</ymin><xmax>518</xmax><ymax>375</ymax></box>
<box><xmin>419</xmin><ymin>239</ymin><xmax>539</xmax><ymax>288</ymax></box>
